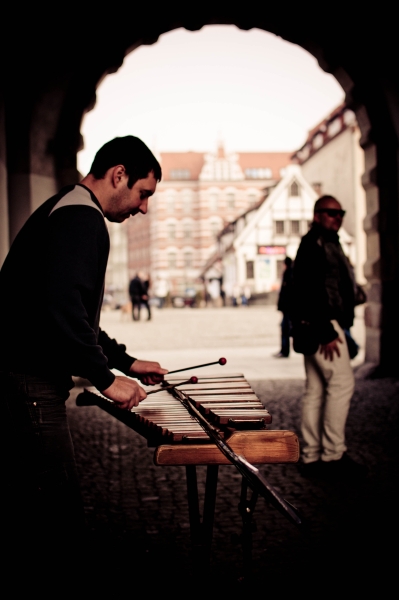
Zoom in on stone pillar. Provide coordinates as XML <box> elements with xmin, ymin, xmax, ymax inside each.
<box><xmin>5</xmin><ymin>88</ymin><xmax>60</xmax><ymax>245</ymax></box>
<box><xmin>362</xmin><ymin>142</ymin><xmax>381</xmax><ymax>365</ymax></box>
<box><xmin>0</xmin><ymin>89</ymin><xmax>9</xmax><ymax>267</ymax></box>
<box><xmin>361</xmin><ymin>102</ymin><xmax>399</xmax><ymax>375</ymax></box>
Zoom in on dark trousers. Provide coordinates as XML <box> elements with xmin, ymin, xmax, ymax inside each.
<box><xmin>0</xmin><ymin>372</ymin><xmax>88</xmax><ymax>583</ymax></box>
<box><xmin>141</xmin><ymin>299</ymin><xmax>151</xmax><ymax>320</ymax></box>
<box><xmin>131</xmin><ymin>296</ymin><xmax>151</xmax><ymax>320</ymax></box>
<box><xmin>131</xmin><ymin>295</ymin><xmax>142</xmax><ymax>320</ymax></box>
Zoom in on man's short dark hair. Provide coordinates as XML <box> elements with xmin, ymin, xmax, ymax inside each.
<box><xmin>89</xmin><ymin>135</ymin><xmax>162</xmax><ymax>188</ymax></box>
<box><xmin>314</xmin><ymin>195</ymin><xmax>338</xmax><ymax>211</ymax></box>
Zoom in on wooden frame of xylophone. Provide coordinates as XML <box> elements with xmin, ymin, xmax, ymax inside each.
<box><xmin>77</xmin><ymin>373</ymin><xmax>301</xmax><ymax>580</ymax></box>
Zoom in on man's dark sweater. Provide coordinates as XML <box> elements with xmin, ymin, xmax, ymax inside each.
<box><xmin>0</xmin><ymin>185</ymin><xmax>135</xmax><ymax>391</ymax></box>
<box><xmin>292</xmin><ymin>222</ymin><xmax>355</xmax><ymax>345</ymax></box>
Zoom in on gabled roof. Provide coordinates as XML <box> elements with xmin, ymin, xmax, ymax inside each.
<box><xmin>232</xmin><ymin>164</ymin><xmax>317</xmax><ymax>249</ymax></box>
<box><xmin>291</xmin><ymin>102</ymin><xmax>356</xmax><ymax>164</ymax></box>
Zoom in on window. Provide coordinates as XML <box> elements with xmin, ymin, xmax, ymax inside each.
<box><xmin>168</xmin><ymin>252</ymin><xmax>177</xmax><ymax>269</ymax></box>
<box><xmin>210</xmin><ymin>193</ymin><xmax>218</xmax><ymax>211</ymax></box>
<box><xmin>313</xmin><ymin>134</ymin><xmax>324</xmax><ymax>150</ymax></box>
<box><xmin>246</xmin><ymin>261</ymin><xmax>254</xmax><ymax>279</ymax></box>
<box><xmin>328</xmin><ymin>118</ymin><xmax>342</xmax><ymax>138</ymax></box>
<box><xmin>210</xmin><ymin>220</ymin><xmax>220</xmax><ymax>238</ymax></box>
<box><xmin>290</xmin><ymin>181</ymin><xmax>299</xmax><ymax>197</ymax></box>
<box><xmin>166</xmin><ymin>193</ymin><xmax>175</xmax><ymax>212</ymax></box>
<box><xmin>275</xmin><ymin>220</ymin><xmax>285</xmax><ymax>234</ymax></box>
<box><xmin>183</xmin><ymin>191</ymin><xmax>192</xmax><ymax>213</ymax></box>
<box><xmin>245</xmin><ymin>168</ymin><xmax>272</xmax><ymax>179</ymax></box>
<box><xmin>290</xmin><ymin>220</ymin><xmax>300</xmax><ymax>235</ymax></box>
<box><xmin>170</xmin><ymin>169</ymin><xmax>190</xmax><ymax>180</ymax></box>
<box><xmin>167</xmin><ymin>223</ymin><xmax>176</xmax><ymax>239</ymax></box>
<box><xmin>312</xmin><ymin>182</ymin><xmax>323</xmax><ymax>196</ymax></box>
<box><xmin>227</xmin><ymin>192</ymin><xmax>235</xmax><ymax>209</ymax></box>
<box><xmin>184</xmin><ymin>252</ymin><xmax>193</xmax><ymax>268</ymax></box>
<box><xmin>248</xmin><ymin>193</ymin><xmax>257</xmax><ymax>205</ymax></box>
<box><xmin>183</xmin><ymin>223</ymin><xmax>192</xmax><ymax>239</ymax></box>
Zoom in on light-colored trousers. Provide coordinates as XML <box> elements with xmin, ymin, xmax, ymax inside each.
<box><xmin>301</xmin><ymin>320</ymin><xmax>355</xmax><ymax>463</ymax></box>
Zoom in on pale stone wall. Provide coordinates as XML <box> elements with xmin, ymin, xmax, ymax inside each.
<box><xmin>300</xmin><ymin>126</ymin><xmax>367</xmax><ymax>283</ymax></box>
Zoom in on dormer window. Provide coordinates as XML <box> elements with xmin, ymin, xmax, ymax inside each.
<box><xmin>289</xmin><ymin>181</ymin><xmax>300</xmax><ymax>197</ymax></box>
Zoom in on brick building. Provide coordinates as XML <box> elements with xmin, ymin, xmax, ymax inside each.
<box><xmin>124</xmin><ymin>144</ymin><xmax>293</xmax><ymax>300</ymax></box>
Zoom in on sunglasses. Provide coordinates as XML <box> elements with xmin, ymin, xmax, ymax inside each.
<box><xmin>315</xmin><ymin>208</ymin><xmax>346</xmax><ymax>218</ymax></box>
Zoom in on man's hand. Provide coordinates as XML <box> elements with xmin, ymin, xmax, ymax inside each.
<box><xmin>319</xmin><ymin>336</ymin><xmax>343</xmax><ymax>361</ymax></box>
<box><xmin>101</xmin><ymin>376</ymin><xmax>147</xmax><ymax>411</ymax></box>
<box><xmin>129</xmin><ymin>359</ymin><xmax>169</xmax><ymax>385</ymax></box>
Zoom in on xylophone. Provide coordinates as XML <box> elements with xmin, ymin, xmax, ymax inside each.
<box><xmin>77</xmin><ymin>367</ymin><xmax>301</xmax><ymax>577</ymax></box>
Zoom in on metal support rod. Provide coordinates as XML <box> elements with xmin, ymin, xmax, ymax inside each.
<box><xmin>238</xmin><ymin>477</ymin><xmax>259</xmax><ymax>580</ymax></box>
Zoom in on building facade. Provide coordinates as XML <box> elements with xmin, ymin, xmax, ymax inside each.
<box><xmin>202</xmin><ymin>163</ymin><xmax>355</xmax><ymax>305</ymax></box>
<box><xmin>124</xmin><ymin>144</ymin><xmax>293</xmax><ymax>301</ymax></box>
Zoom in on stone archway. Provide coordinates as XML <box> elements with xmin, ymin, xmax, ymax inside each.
<box><xmin>1</xmin><ymin>10</ymin><xmax>398</xmax><ymax>375</ymax></box>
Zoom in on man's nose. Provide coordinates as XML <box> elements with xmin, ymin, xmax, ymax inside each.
<box><xmin>140</xmin><ymin>199</ymin><xmax>148</xmax><ymax>214</ymax></box>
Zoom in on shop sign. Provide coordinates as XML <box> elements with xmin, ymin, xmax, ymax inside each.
<box><xmin>258</xmin><ymin>246</ymin><xmax>286</xmax><ymax>255</ymax></box>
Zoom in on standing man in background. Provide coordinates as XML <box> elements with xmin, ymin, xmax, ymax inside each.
<box><xmin>292</xmin><ymin>195</ymin><xmax>366</xmax><ymax>480</ymax></box>
<box><xmin>129</xmin><ymin>272</ymin><xmax>147</xmax><ymax>320</ymax></box>
<box><xmin>0</xmin><ymin>135</ymin><xmax>168</xmax><ymax>583</ymax></box>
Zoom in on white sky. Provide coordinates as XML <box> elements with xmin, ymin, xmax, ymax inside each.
<box><xmin>77</xmin><ymin>26</ymin><xmax>345</xmax><ymax>175</ymax></box>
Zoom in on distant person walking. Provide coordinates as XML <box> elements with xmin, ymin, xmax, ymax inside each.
<box><xmin>274</xmin><ymin>257</ymin><xmax>294</xmax><ymax>358</ymax></box>
<box><xmin>129</xmin><ymin>273</ymin><xmax>147</xmax><ymax>321</ymax></box>
<box><xmin>154</xmin><ymin>276</ymin><xmax>169</xmax><ymax>308</ymax></box>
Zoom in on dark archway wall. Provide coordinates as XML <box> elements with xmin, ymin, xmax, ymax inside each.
<box><xmin>0</xmin><ymin>8</ymin><xmax>398</xmax><ymax>375</ymax></box>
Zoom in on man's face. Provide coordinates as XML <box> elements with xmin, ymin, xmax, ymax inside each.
<box><xmin>313</xmin><ymin>198</ymin><xmax>345</xmax><ymax>232</ymax></box>
<box><xmin>108</xmin><ymin>171</ymin><xmax>157</xmax><ymax>223</ymax></box>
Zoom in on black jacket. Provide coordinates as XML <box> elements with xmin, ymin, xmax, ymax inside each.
<box><xmin>0</xmin><ymin>185</ymin><xmax>135</xmax><ymax>391</ymax></box>
<box><xmin>277</xmin><ymin>264</ymin><xmax>294</xmax><ymax>315</ymax></box>
<box><xmin>129</xmin><ymin>276</ymin><xmax>146</xmax><ymax>299</ymax></box>
<box><xmin>292</xmin><ymin>223</ymin><xmax>355</xmax><ymax>345</ymax></box>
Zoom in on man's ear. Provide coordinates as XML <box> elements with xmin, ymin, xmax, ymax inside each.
<box><xmin>111</xmin><ymin>165</ymin><xmax>126</xmax><ymax>188</ymax></box>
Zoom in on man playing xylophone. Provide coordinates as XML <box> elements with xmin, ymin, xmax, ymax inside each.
<box><xmin>0</xmin><ymin>136</ymin><xmax>169</xmax><ymax>586</ymax></box>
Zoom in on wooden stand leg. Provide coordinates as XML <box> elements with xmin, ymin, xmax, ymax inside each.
<box><xmin>185</xmin><ymin>465</ymin><xmax>219</xmax><ymax>576</ymax></box>
<box><xmin>201</xmin><ymin>465</ymin><xmax>219</xmax><ymax>570</ymax></box>
<box><xmin>186</xmin><ymin>465</ymin><xmax>202</xmax><ymax>561</ymax></box>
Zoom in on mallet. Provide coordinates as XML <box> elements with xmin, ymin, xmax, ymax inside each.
<box><xmin>167</xmin><ymin>357</ymin><xmax>227</xmax><ymax>375</ymax></box>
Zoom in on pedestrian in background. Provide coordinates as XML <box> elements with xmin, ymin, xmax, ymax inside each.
<box><xmin>154</xmin><ymin>276</ymin><xmax>169</xmax><ymax>308</ymax></box>
<box><xmin>129</xmin><ymin>272</ymin><xmax>146</xmax><ymax>321</ymax></box>
<box><xmin>274</xmin><ymin>256</ymin><xmax>294</xmax><ymax>358</ymax></box>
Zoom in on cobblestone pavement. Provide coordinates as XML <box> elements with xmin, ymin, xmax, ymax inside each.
<box><xmin>67</xmin><ymin>306</ymin><xmax>398</xmax><ymax>593</ymax></box>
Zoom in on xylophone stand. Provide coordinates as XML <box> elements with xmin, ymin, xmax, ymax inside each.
<box><xmin>185</xmin><ymin>464</ymin><xmax>259</xmax><ymax>581</ymax></box>
<box><xmin>238</xmin><ymin>478</ymin><xmax>259</xmax><ymax>581</ymax></box>
<box><xmin>185</xmin><ymin>465</ymin><xmax>219</xmax><ymax>576</ymax></box>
